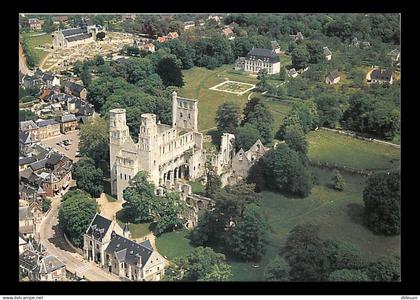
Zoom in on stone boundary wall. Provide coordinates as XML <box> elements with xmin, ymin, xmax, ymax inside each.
<box><xmin>63</xmin><ymin>232</ymin><xmax>83</xmax><ymax>255</ymax></box>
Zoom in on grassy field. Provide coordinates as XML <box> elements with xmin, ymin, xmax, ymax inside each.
<box><xmin>155</xmin><ymin>229</ymin><xmax>195</xmax><ymax>260</ymax></box>
<box><xmin>21</xmin><ymin>33</ymin><xmax>52</xmax><ymax>66</ymax></box>
<box><xmin>229</xmin><ymin>167</ymin><xmax>400</xmax><ymax>281</ymax></box>
<box><xmin>181</xmin><ymin>65</ymin><xmax>293</xmax><ymax>132</ymax></box>
<box><xmin>307</xmin><ymin>129</ymin><xmax>400</xmax><ymax>171</ymax></box>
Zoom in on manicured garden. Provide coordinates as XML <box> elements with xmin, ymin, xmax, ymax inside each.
<box><xmin>307</xmin><ymin>129</ymin><xmax>401</xmax><ymax>171</ymax></box>
<box><xmin>155</xmin><ymin>229</ymin><xmax>195</xmax><ymax>260</ymax></box>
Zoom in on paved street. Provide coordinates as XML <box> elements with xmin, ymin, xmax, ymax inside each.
<box><xmin>39</xmin><ymin>194</ymin><xmax>121</xmax><ymax>281</ymax></box>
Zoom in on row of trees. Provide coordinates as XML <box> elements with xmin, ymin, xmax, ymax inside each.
<box><xmin>264</xmin><ymin>223</ymin><xmax>400</xmax><ymax>281</ymax></box>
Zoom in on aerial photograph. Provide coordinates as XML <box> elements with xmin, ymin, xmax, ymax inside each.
<box><xmin>18</xmin><ymin>13</ymin><xmax>401</xmax><ymax>282</ymax></box>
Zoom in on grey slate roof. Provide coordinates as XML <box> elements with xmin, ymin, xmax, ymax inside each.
<box><xmin>60</xmin><ymin>114</ymin><xmax>77</xmax><ymax>123</ymax></box>
<box><xmin>247</xmin><ymin>48</ymin><xmax>280</xmax><ymax>63</ymax></box>
<box><xmin>105</xmin><ymin>232</ymin><xmax>153</xmax><ymax>266</ymax></box>
<box><xmin>66</xmin><ymin>33</ymin><xmax>92</xmax><ymax>43</ymax></box>
<box><xmin>39</xmin><ymin>256</ymin><xmax>65</xmax><ymax>274</ymax></box>
<box><xmin>29</xmin><ymin>158</ymin><xmax>48</xmax><ymax>171</ymax></box>
<box><xmin>46</xmin><ymin>152</ymin><xmax>63</xmax><ymax>167</ymax></box>
<box><xmin>65</xmin><ymin>81</ymin><xmax>85</xmax><ymax>94</ymax></box>
<box><xmin>86</xmin><ymin>214</ymin><xmax>112</xmax><ymax>241</ymax></box>
<box><xmin>36</xmin><ymin>119</ymin><xmax>59</xmax><ymax>127</ymax></box>
<box><xmin>323</xmin><ymin>47</ymin><xmax>332</xmax><ymax>56</ymax></box>
<box><xmin>19</xmin><ymin>131</ymin><xmax>32</xmax><ymax>144</ymax></box>
<box><xmin>19</xmin><ymin>156</ymin><xmax>37</xmax><ymax>166</ymax></box>
<box><xmin>327</xmin><ymin>70</ymin><xmax>340</xmax><ymax>81</ymax></box>
<box><xmin>19</xmin><ymin>250</ymin><xmax>40</xmax><ymax>272</ymax></box>
<box><xmin>42</xmin><ymin>73</ymin><xmax>55</xmax><ymax>82</ymax></box>
<box><xmin>371</xmin><ymin>69</ymin><xmax>393</xmax><ymax>81</ymax></box>
<box><xmin>20</xmin><ymin>120</ymin><xmax>38</xmax><ymax>131</ymax></box>
<box><xmin>62</xmin><ymin>27</ymin><xmax>85</xmax><ymax>37</ymax></box>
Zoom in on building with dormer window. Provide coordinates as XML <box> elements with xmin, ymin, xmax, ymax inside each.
<box><xmin>235</xmin><ymin>48</ymin><xmax>281</xmax><ymax>75</ymax></box>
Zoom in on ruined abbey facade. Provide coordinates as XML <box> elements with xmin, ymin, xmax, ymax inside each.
<box><xmin>110</xmin><ymin>92</ymin><xmax>205</xmax><ymax>200</ymax></box>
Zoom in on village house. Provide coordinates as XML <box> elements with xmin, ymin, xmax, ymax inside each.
<box><xmin>83</xmin><ymin>214</ymin><xmax>166</xmax><ymax>281</ymax></box>
<box><xmin>63</xmin><ymin>81</ymin><xmax>88</xmax><ymax>100</ymax></box>
<box><xmin>139</xmin><ymin>43</ymin><xmax>155</xmax><ymax>53</ymax></box>
<box><xmin>222</xmin><ymin>27</ymin><xmax>235</xmax><ymax>40</ymax></box>
<box><xmin>41</xmin><ymin>73</ymin><xmax>61</xmax><ymax>89</ymax></box>
<box><xmin>288</xmin><ymin>68</ymin><xmax>298</xmax><ymax>78</ymax></box>
<box><xmin>290</xmin><ymin>32</ymin><xmax>304</xmax><ymax>42</ymax></box>
<box><xmin>388</xmin><ymin>49</ymin><xmax>400</xmax><ymax>66</ymax></box>
<box><xmin>207</xmin><ymin>15</ymin><xmax>222</xmax><ymax>24</ymax></box>
<box><xmin>183</xmin><ymin>21</ymin><xmax>196</xmax><ymax>31</ymax></box>
<box><xmin>326</xmin><ymin>70</ymin><xmax>341</xmax><ymax>85</ymax></box>
<box><xmin>19</xmin><ymin>130</ymin><xmax>34</xmax><ymax>155</ymax></box>
<box><xmin>368</xmin><ymin>68</ymin><xmax>394</xmax><ymax>85</ymax></box>
<box><xmin>323</xmin><ymin>47</ymin><xmax>332</xmax><ymax>61</ymax></box>
<box><xmin>271</xmin><ymin>41</ymin><xmax>281</xmax><ymax>54</ymax></box>
<box><xmin>19</xmin><ymin>250</ymin><xmax>66</xmax><ymax>281</ymax></box>
<box><xmin>235</xmin><ymin>48</ymin><xmax>281</xmax><ymax>75</ymax></box>
<box><xmin>198</xmin><ymin>19</ymin><xmax>205</xmax><ymax>27</ymax></box>
<box><xmin>19</xmin><ymin>235</ymin><xmax>33</xmax><ymax>255</ymax></box>
<box><xmin>58</xmin><ymin>114</ymin><xmax>78</xmax><ymax>133</ymax></box>
<box><xmin>19</xmin><ymin>203</ymin><xmax>43</xmax><ymax>240</ymax></box>
<box><xmin>20</xmin><ymin>120</ymin><xmax>40</xmax><ymax>141</ymax></box>
<box><xmin>52</xmin><ymin>15</ymin><xmax>69</xmax><ymax>25</ymax></box>
<box><xmin>157</xmin><ymin>36</ymin><xmax>167</xmax><ymax>43</ymax></box>
<box><xmin>226</xmin><ymin>21</ymin><xmax>239</xmax><ymax>29</ymax></box>
<box><xmin>28</xmin><ymin>18</ymin><xmax>44</xmax><ymax>31</ymax></box>
<box><xmin>167</xmin><ymin>32</ymin><xmax>179</xmax><ymax>39</ymax></box>
<box><xmin>35</xmin><ymin>119</ymin><xmax>61</xmax><ymax>140</ymax></box>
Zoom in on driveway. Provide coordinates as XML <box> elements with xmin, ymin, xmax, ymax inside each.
<box><xmin>39</xmin><ymin>193</ymin><xmax>121</xmax><ymax>281</ymax></box>
<box><xmin>41</xmin><ymin>130</ymin><xmax>80</xmax><ymax>162</ymax></box>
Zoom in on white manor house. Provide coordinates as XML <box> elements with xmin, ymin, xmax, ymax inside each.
<box><xmin>110</xmin><ymin>92</ymin><xmax>205</xmax><ymax>200</ymax></box>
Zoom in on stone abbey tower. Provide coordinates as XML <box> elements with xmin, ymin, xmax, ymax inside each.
<box><xmin>109</xmin><ymin>92</ymin><xmax>205</xmax><ymax>200</ymax></box>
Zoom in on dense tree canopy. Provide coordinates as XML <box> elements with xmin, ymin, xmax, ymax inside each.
<box><xmin>363</xmin><ymin>171</ymin><xmax>400</xmax><ymax>235</ymax></box>
<box><xmin>215</xmin><ymin>101</ymin><xmax>241</xmax><ymax>134</ymax></box>
<box><xmin>73</xmin><ymin>157</ymin><xmax>104</xmax><ymax>198</ymax></box>
<box><xmin>58</xmin><ymin>189</ymin><xmax>99</xmax><ymax>247</ymax></box>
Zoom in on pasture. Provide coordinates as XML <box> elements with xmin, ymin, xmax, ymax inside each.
<box><xmin>307</xmin><ymin>129</ymin><xmax>401</xmax><ymax>171</ymax></box>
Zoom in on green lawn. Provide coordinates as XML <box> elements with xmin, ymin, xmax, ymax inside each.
<box><xmin>155</xmin><ymin>229</ymin><xmax>195</xmax><ymax>260</ymax></box>
<box><xmin>308</xmin><ymin>129</ymin><xmax>400</xmax><ymax>171</ymax></box>
<box><xmin>229</xmin><ymin>167</ymin><xmax>400</xmax><ymax>281</ymax></box>
<box><xmin>182</xmin><ymin>65</ymin><xmax>258</xmax><ymax>131</ymax></box>
<box><xmin>116</xmin><ymin>220</ymin><xmax>151</xmax><ymax>239</ymax></box>
<box><xmin>21</xmin><ymin>33</ymin><xmax>52</xmax><ymax>66</ymax></box>
<box><xmin>189</xmin><ymin>180</ymin><xmax>205</xmax><ymax>195</ymax></box>
<box><xmin>182</xmin><ymin>64</ymin><xmax>294</xmax><ymax>133</ymax></box>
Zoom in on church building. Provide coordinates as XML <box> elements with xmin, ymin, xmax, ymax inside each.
<box><xmin>109</xmin><ymin>91</ymin><xmax>205</xmax><ymax>200</ymax></box>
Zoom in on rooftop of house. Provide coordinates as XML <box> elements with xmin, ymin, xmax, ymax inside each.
<box><xmin>327</xmin><ymin>70</ymin><xmax>340</xmax><ymax>80</ymax></box>
<box><xmin>86</xmin><ymin>213</ymin><xmax>113</xmax><ymax>241</ymax></box>
<box><xmin>19</xmin><ymin>250</ymin><xmax>41</xmax><ymax>272</ymax></box>
<box><xmin>105</xmin><ymin>231</ymin><xmax>154</xmax><ymax>266</ymax></box>
<box><xmin>36</xmin><ymin>119</ymin><xmax>59</xmax><ymax>127</ymax></box>
<box><xmin>61</xmin><ymin>27</ymin><xmax>86</xmax><ymax>37</ymax></box>
<box><xmin>246</xmin><ymin>48</ymin><xmax>280</xmax><ymax>63</ymax></box>
<box><xmin>20</xmin><ymin>120</ymin><xmax>39</xmax><ymax>131</ymax></box>
<box><xmin>323</xmin><ymin>47</ymin><xmax>332</xmax><ymax>56</ymax></box>
<box><xmin>65</xmin><ymin>81</ymin><xmax>85</xmax><ymax>94</ymax></box>
<box><xmin>371</xmin><ymin>69</ymin><xmax>393</xmax><ymax>81</ymax></box>
<box><xmin>19</xmin><ymin>130</ymin><xmax>32</xmax><ymax>145</ymax></box>
<box><xmin>60</xmin><ymin>114</ymin><xmax>77</xmax><ymax>123</ymax></box>
<box><xmin>19</xmin><ymin>156</ymin><xmax>37</xmax><ymax>166</ymax></box>
<box><xmin>39</xmin><ymin>255</ymin><xmax>65</xmax><ymax>274</ymax></box>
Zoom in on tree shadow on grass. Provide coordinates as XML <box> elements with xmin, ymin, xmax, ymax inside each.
<box><xmin>346</xmin><ymin>203</ymin><xmax>365</xmax><ymax>226</ymax></box>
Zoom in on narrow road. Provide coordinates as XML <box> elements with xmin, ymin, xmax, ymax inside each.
<box><xmin>39</xmin><ymin>195</ymin><xmax>121</xmax><ymax>281</ymax></box>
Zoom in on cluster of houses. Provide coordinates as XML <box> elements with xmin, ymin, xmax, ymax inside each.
<box><xmin>156</xmin><ymin>31</ymin><xmax>179</xmax><ymax>43</ymax></box>
<box><xmin>19</xmin><ymin>238</ymin><xmax>67</xmax><ymax>281</ymax></box>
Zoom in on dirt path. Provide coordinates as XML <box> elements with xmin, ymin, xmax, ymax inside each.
<box><xmin>96</xmin><ymin>193</ymin><xmax>124</xmax><ymax>220</ymax></box>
